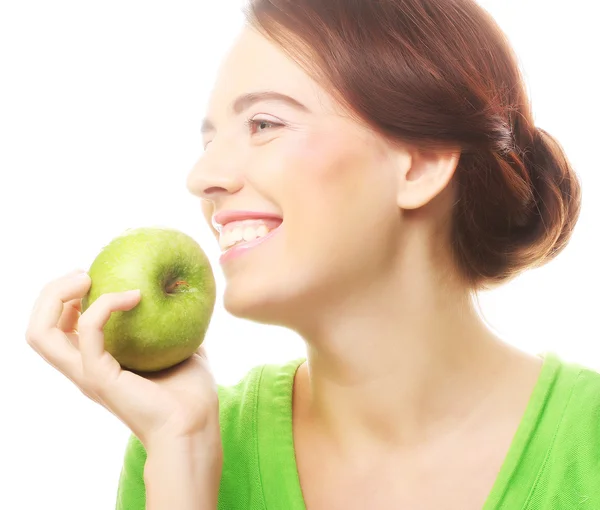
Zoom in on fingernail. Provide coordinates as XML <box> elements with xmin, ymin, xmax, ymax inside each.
<box><xmin>126</xmin><ymin>289</ymin><xmax>141</xmax><ymax>297</ymax></box>
<box><xmin>66</xmin><ymin>268</ymin><xmax>86</xmax><ymax>276</ymax></box>
<box><xmin>76</xmin><ymin>272</ymin><xmax>90</xmax><ymax>279</ymax></box>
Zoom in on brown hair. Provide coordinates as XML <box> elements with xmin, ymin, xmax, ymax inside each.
<box><xmin>243</xmin><ymin>0</ymin><xmax>581</xmax><ymax>290</ymax></box>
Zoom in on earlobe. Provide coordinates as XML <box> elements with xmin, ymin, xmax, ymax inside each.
<box><xmin>396</xmin><ymin>149</ymin><xmax>461</xmax><ymax>210</ymax></box>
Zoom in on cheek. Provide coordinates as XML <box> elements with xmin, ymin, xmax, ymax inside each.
<box><xmin>281</xmin><ymin>130</ymin><xmax>361</xmax><ymax>201</ymax></box>
<box><xmin>274</xmin><ymin>130</ymin><xmax>399</xmax><ymax>274</ymax></box>
<box><xmin>280</xmin><ymin>129</ymin><xmax>395</xmax><ymax>224</ymax></box>
<box><xmin>277</xmin><ymin>133</ymin><xmax>350</xmax><ymax>254</ymax></box>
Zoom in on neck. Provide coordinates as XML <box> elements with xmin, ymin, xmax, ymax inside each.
<box><xmin>293</xmin><ymin>259</ymin><xmax>523</xmax><ymax>460</ymax></box>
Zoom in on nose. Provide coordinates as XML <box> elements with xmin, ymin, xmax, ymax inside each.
<box><xmin>186</xmin><ymin>148</ymin><xmax>244</xmax><ymax>201</ymax></box>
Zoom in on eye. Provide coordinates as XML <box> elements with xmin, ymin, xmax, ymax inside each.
<box><xmin>203</xmin><ymin>117</ymin><xmax>284</xmax><ymax>151</ymax></box>
<box><xmin>245</xmin><ymin>117</ymin><xmax>283</xmax><ymax>135</ymax></box>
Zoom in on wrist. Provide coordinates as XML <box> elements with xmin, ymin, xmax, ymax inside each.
<box><xmin>145</xmin><ymin>408</ymin><xmax>222</xmax><ymax>452</ymax></box>
<box><xmin>144</xmin><ymin>433</ymin><xmax>223</xmax><ymax>484</ymax></box>
<box><xmin>146</xmin><ymin>429</ymin><xmax>223</xmax><ymax>464</ymax></box>
<box><xmin>143</xmin><ymin>433</ymin><xmax>223</xmax><ymax>509</ymax></box>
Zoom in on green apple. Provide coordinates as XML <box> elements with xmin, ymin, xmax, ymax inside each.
<box><xmin>81</xmin><ymin>226</ymin><xmax>216</xmax><ymax>373</ymax></box>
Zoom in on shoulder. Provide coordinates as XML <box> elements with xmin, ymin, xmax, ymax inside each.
<box><xmin>556</xmin><ymin>357</ymin><xmax>600</xmax><ymax>446</ymax></box>
<box><xmin>531</xmin><ymin>354</ymin><xmax>600</xmax><ymax>506</ymax></box>
<box><xmin>217</xmin><ymin>357</ymin><xmax>305</xmax><ymax>428</ymax></box>
<box><xmin>216</xmin><ymin>357</ymin><xmax>304</xmax><ymax>461</ymax></box>
<box><xmin>553</xmin><ymin>356</ymin><xmax>600</xmax><ymax>435</ymax></box>
<box><xmin>115</xmin><ymin>357</ymin><xmax>305</xmax><ymax>510</ymax></box>
<box><xmin>218</xmin><ymin>357</ymin><xmax>305</xmax><ymax>509</ymax></box>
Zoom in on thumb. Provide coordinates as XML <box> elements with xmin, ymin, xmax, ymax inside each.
<box><xmin>78</xmin><ymin>289</ymin><xmax>141</xmax><ymax>384</ymax></box>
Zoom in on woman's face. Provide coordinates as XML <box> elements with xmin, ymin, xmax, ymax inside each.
<box><xmin>187</xmin><ymin>27</ymin><xmax>448</xmax><ymax>327</ymax></box>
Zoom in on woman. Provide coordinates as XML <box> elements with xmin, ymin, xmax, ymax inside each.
<box><xmin>26</xmin><ymin>0</ymin><xmax>598</xmax><ymax>508</ymax></box>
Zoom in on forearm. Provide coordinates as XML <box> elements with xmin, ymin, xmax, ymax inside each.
<box><xmin>144</xmin><ymin>432</ymin><xmax>223</xmax><ymax>510</ymax></box>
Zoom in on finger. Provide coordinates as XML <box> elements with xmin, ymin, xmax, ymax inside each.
<box><xmin>66</xmin><ymin>331</ymin><xmax>80</xmax><ymax>349</ymax></box>
<box><xmin>194</xmin><ymin>344</ymin><xmax>212</xmax><ymax>367</ymax></box>
<box><xmin>76</xmin><ymin>290</ymin><xmax>162</xmax><ymax>433</ymax></box>
<box><xmin>26</xmin><ymin>271</ymin><xmax>91</xmax><ymax>374</ymax></box>
<box><xmin>57</xmin><ymin>298</ymin><xmax>82</xmax><ymax>333</ymax></box>
<box><xmin>30</xmin><ymin>271</ymin><xmax>91</xmax><ymax>334</ymax></box>
<box><xmin>64</xmin><ymin>268</ymin><xmax>89</xmax><ymax>277</ymax></box>
<box><xmin>77</xmin><ymin>289</ymin><xmax>141</xmax><ymax>376</ymax></box>
<box><xmin>192</xmin><ymin>344</ymin><xmax>213</xmax><ymax>374</ymax></box>
<box><xmin>195</xmin><ymin>344</ymin><xmax>208</xmax><ymax>358</ymax></box>
<box><xmin>30</xmin><ymin>328</ymin><xmax>82</xmax><ymax>380</ymax></box>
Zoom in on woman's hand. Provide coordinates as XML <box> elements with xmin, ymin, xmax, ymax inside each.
<box><xmin>26</xmin><ymin>269</ymin><xmax>221</xmax><ymax>450</ymax></box>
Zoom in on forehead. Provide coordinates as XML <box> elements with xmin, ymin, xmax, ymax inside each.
<box><xmin>205</xmin><ymin>26</ymin><xmax>336</xmax><ymax>116</ymax></box>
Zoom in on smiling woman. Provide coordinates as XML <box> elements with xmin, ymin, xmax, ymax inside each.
<box><xmin>121</xmin><ymin>0</ymin><xmax>598</xmax><ymax>509</ymax></box>
<box><xmin>24</xmin><ymin>0</ymin><xmax>598</xmax><ymax>509</ymax></box>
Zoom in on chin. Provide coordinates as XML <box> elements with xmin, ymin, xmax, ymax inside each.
<box><xmin>222</xmin><ymin>279</ymin><xmax>306</xmax><ymax>327</ymax></box>
<box><xmin>223</xmin><ymin>295</ymin><xmax>277</xmax><ymax>326</ymax></box>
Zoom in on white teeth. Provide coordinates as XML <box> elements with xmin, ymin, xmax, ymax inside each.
<box><xmin>232</xmin><ymin>228</ymin><xmax>243</xmax><ymax>242</ymax></box>
<box><xmin>219</xmin><ymin>220</ymin><xmax>276</xmax><ymax>251</ymax></box>
<box><xmin>243</xmin><ymin>227</ymin><xmax>257</xmax><ymax>242</ymax></box>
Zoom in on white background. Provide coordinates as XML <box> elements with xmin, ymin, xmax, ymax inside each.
<box><xmin>1</xmin><ymin>1</ymin><xmax>598</xmax><ymax>508</ymax></box>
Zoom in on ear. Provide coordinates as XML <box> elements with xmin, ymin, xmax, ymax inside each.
<box><xmin>395</xmin><ymin>148</ymin><xmax>461</xmax><ymax>210</ymax></box>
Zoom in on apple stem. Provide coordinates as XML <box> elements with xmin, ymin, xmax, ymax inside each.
<box><xmin>165</xmin><ymin>279</ymin><xmax>188</xmax><ymax>294</ymax></box>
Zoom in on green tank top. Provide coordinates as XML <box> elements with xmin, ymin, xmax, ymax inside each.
<box><xmin>115</xmin><ymin>352</ymin><xmax>600</xmax><ymax>509</ymax></box>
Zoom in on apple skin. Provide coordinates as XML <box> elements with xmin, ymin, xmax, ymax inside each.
<box><xmin>81</xmin><ymin>226</ymin><xmax>216</xmax><ymax>373</ymax></box>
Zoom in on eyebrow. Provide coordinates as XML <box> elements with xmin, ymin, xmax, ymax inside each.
<box><xmin>200</xmin><ymin>91</ymin><xmax>310</xmax><ymax>134</ymax></box>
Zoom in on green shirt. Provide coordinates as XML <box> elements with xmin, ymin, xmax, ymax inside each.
<box><xmin>115</xmin><ymin>352</ymin><xmax>600</xmax><ymax>509</ymax></box>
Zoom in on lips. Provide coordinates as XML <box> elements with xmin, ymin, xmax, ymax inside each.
<box><xmin>219</xmin><ymin>219</ymin><xmax>278</xmax><ymax>251</ymax></box>
<box><xmin>212</xmin><ymin>210</ymin><xmax>283</xmax><ymax>231</ymax></box>
<box><xmin>213</xmin><ymin>210</ymin><xmax>283</xmax><ymax>264</ymax></box>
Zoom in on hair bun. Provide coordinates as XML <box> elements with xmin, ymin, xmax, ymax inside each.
<box><xmin>524</xmin><ymin>127</ymin><xmax>581</xmax><ymax>261</ymax></box>
<box><xmin>451</xmin><ymin>125</ymin><xmax>581</xmax><ymax>289</ymax></box>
